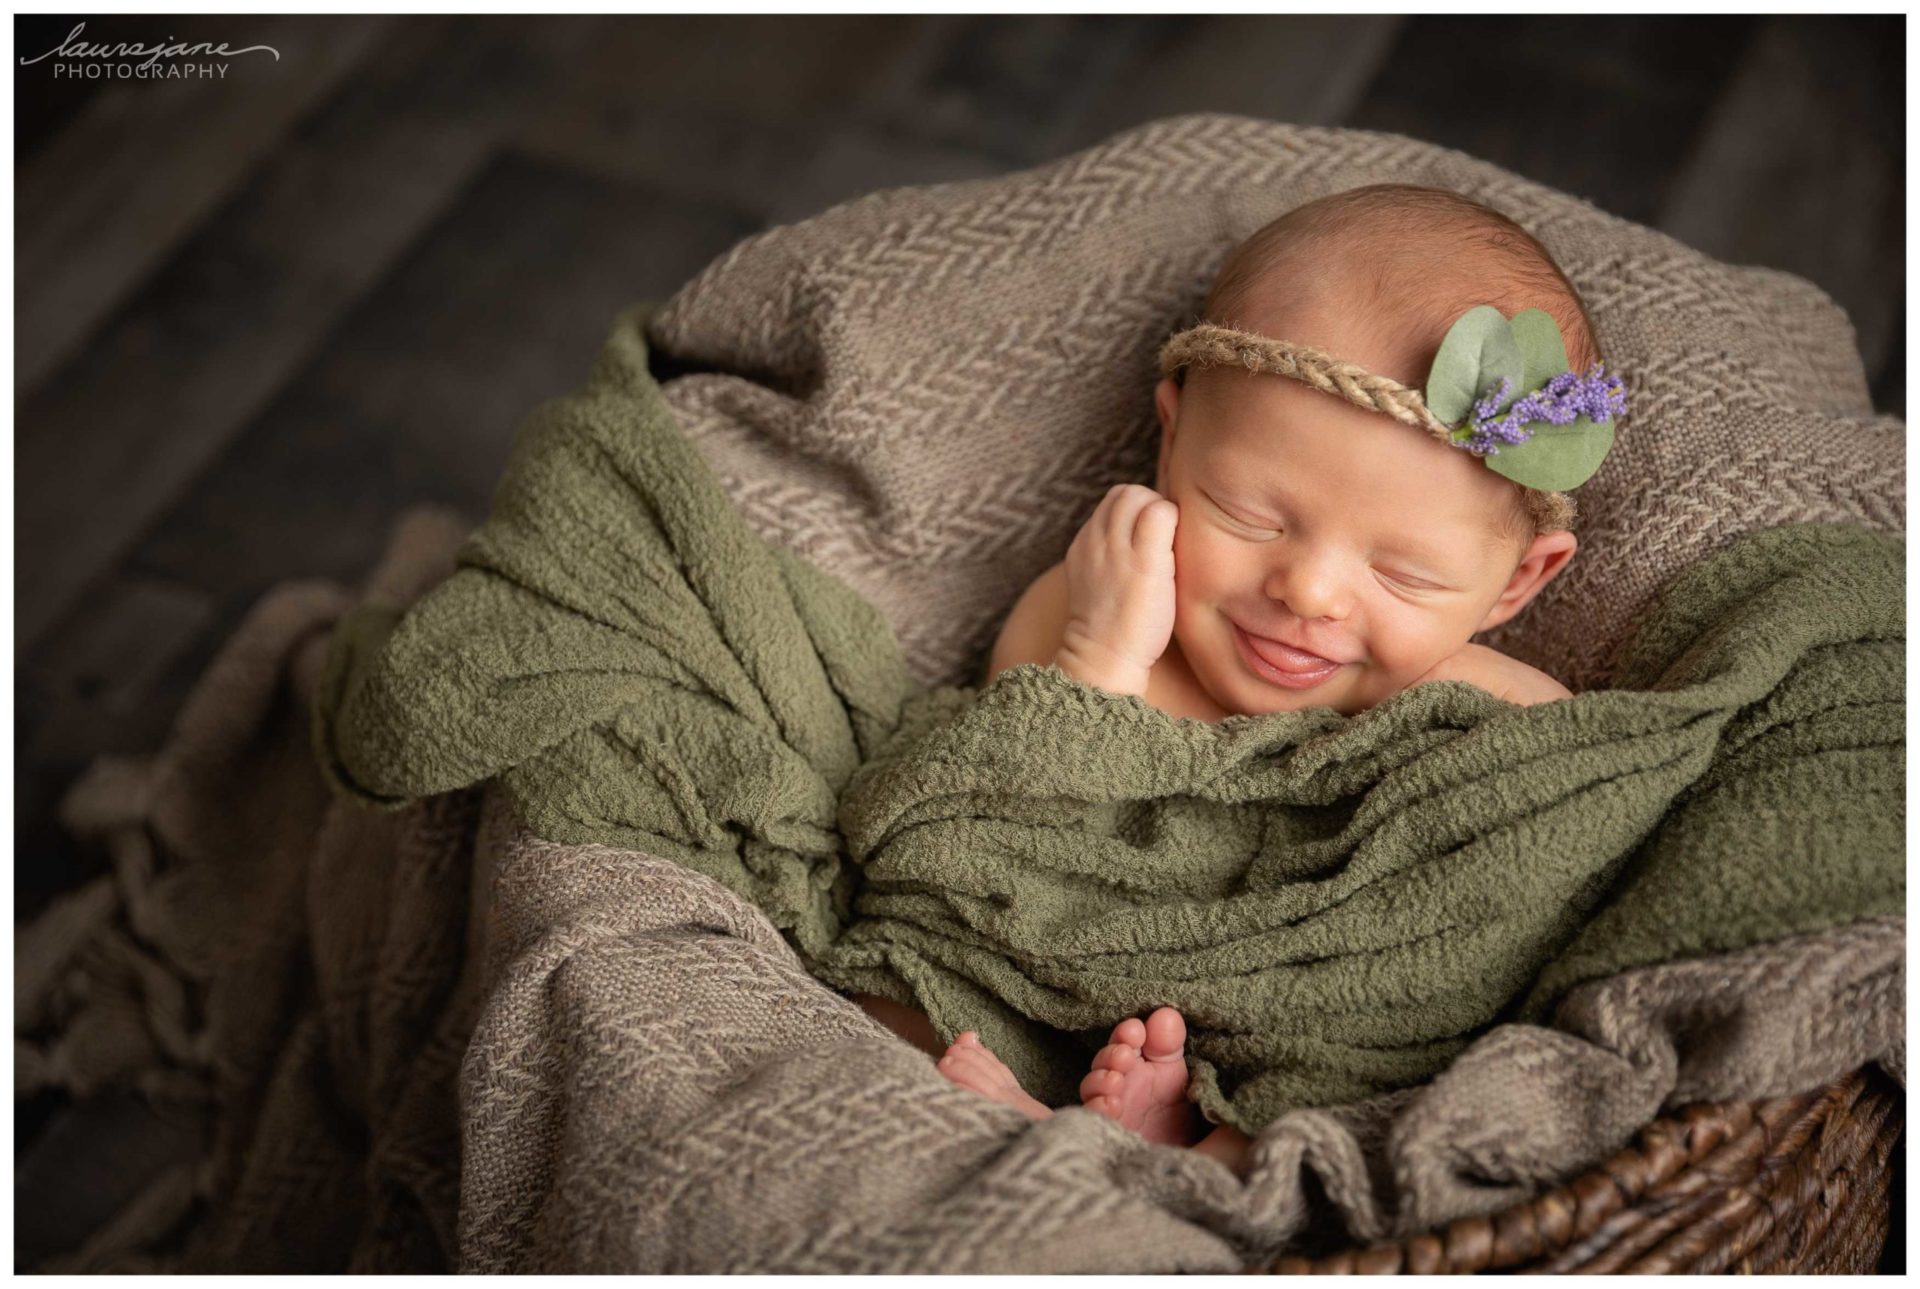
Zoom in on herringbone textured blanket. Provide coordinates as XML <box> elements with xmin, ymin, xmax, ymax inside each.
<box><xmin>15</xmin><ymin>116</ymin><xmax>1907</xmax><ymax>1270</ymax></box>
<box><xmin>649</xmin><ymin>117</ymin><xmax>1901</xmax><ymax>694</ymax></box>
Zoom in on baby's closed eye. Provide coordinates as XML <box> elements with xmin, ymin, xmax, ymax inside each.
<box><xmin>1373</xmin><ymin>567</ymin><xmax>1448</xmax><ymax>594</ymax></box>
<box><xmin>1202</xmin><ymin>492</ymin><xmax>1281</xmax><ymax>539</ymax></box>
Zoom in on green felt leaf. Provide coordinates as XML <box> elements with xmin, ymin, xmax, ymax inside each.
<box><xmin>1427</xmin><ymin>305</ymin><xmax>1523</xmax><ymax>426</ymax></box>
<box><xmin>1484</xmin><ymin>415</ymin><xmax>1616</xmax><ymax>492</ymax></box>
<box><xmin>1509</xmin><ymin>308</ymin><xmax>1570</xmax><ymax>393</ymax></box>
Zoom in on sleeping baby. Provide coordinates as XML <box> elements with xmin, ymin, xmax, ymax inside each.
<box><xmin>856</xmin><ymin>182</ymin><xmax>1626</xmax><ymax>1172</ymax></box>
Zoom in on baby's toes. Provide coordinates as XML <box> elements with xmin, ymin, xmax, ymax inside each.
<box><xmin>1110</xmin><ymin>1017</ymin><xmax>1147</xmax><ymax>1049</ymax></box>
<box><xmin>950</xmin><ymin>1044</ymin><xmax>991</xmax><ymax>1073</ymax></box>
<box><xmin>1091</xmin><ymin>1042</ymin><xmax>1140</xmax><ymax>1075</ymax></box>
<box><xmin>1141</xmin><ymin>1007</ymin><xmax>1187</xmax><ymax>1063</ymax></box>
<box><xmin>938</xmin><ymin>1040</ymin><xmax>983</xmax><ymax>1074</ymax></box>
<box><xmin>938</xmin><ymin>1047</ymin><xmax>994</xmax><ymax>1092</ymax></box>
<box><xmin>1080</xmin><ymin>1067</ymin><xmax>1123</xmax><ymax>1104</ymax></box>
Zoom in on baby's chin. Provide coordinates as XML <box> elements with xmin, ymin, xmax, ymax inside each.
<box><xmin>1236</xmin><ymin>685</ymin><xmax>1370</xmax><ymax>718</ymax></box>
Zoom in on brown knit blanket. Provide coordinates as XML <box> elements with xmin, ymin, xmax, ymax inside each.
<box><xmin>15</xmin><ymin>116</ymin><xmax>1905</xmax><ymax>1270</ymax></box>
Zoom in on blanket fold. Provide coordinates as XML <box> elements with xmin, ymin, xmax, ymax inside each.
<box><xmin>319</xmin><ymin>306</ymin><xmax>1903</xmax><ymax>1130</ymax></box>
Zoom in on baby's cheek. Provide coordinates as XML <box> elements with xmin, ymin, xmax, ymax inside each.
<box><xmin>1363</xmin><ymin>609</ymin><xmax>1445</xmax><ymax>684</ymax></box>
<box><xmin>1167</xmin><ymin>529</ymin><xmax>1196</xmax><ymax>592</ymax></box>
<box><xmin>1171</xmin><ymin>529</ymin><xmax>1228</xmax><ymax>598</ymax></box>
<box><xmin>1167</xmin><ymin>535</ymin><xmax>1219</xmax><ymax>633</ymax></box>
<box><xmin>1168</xmin><ymin>549</ymin><xmax>1200</xmax><ymax>622</ymax></box>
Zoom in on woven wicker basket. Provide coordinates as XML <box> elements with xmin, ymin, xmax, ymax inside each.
<box><xmin>1263</xmin><ymin>1066</ymin><xmax>1901</xmax><ymax>1274</ymax></box>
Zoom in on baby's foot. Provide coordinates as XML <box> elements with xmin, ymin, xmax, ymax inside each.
<box><xmin>1078</xmin><ymin>1006</ymin><xmax>1198</xmax><ymax>1146</ymax></box>
<box><xmin>937</xmin><ymin>1031</ymin><xmax>1052</xmax><ymax>1121</ymax></box>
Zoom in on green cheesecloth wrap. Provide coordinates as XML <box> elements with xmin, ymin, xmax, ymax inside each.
<box><xmin>315</xmin><ymin>307</ymin><xmax>1904</xmax><ymax>1132</ymax></box>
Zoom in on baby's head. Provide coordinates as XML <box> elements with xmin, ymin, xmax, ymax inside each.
<box><xmin>1153</xmin><ymin>184</ymin><xmax>1596</xmax><ymax>716</ymax></box>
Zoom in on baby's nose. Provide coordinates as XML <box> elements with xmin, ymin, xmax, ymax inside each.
<box><xmin>1265</xmin><ymin>559</ymin><xmax>1351</xmax><ymax>621</ymax></box>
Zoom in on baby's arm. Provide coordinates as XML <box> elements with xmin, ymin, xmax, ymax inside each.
<box><xmin>983</xmin><ymin>561</ymin><xmax>1070</xmax><ymax>683</ymax></box>
<box><xmin>1415</xmin><ymin>642</ymin><xmax>1571</xmax><ymax>706</ymax></box>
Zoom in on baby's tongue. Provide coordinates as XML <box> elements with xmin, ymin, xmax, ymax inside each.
<box><xmin>1244</xmin><ymin>632</ymin><xmax>1337</xmax><ymax>673</ymax></box>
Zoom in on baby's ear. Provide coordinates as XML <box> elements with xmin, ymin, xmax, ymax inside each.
<box><xmin>1153</xmin><ymin>376</ymin><xmax>1182</xmax><ymax>491</ymax></box>
<box><xmin>1480</xmin><ymin>530</ymin><xmax>1577</xmax><ymax>631</ymax></box>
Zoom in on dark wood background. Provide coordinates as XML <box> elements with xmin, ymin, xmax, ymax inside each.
<box><xmin>11</xmin><ymin>15</ymin><xmax>1906</xmax><ymax>1252</ymax></box>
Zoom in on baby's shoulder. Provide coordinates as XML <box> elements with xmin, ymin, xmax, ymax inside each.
<box><xmin>983</xmin><ymin>561</ymin><xmax>1069</xmax><ymax>683</ymax></box>
<box><xmin>1425</xmin><ymin>642</ymin><xmax>1572</xmax><ymax>706</ymax></box>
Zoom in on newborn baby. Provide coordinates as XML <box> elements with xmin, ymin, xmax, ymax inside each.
<box><xmin>860</xmin><ymin>182</ymin><xmax>1607</xmax><ymax>1171</ymax></box>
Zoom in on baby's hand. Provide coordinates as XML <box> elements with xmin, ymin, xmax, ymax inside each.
<box><xmin>1055</xmin><ymin>484</ymin><xmax>1178</xmax><ymax>697</ymax></box>
<box><xmin>1414</xmin><ymin>643</ymin><xmax>1572</xmax><ymax>707</ymax></box>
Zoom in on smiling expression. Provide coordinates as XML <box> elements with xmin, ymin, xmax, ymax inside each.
<box><xmin>1152</xmin><ymin>347</ymin><xmax>1547</xmax><ymax>718</ymax></box>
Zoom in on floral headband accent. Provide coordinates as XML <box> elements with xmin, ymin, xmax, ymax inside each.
<box><xmin>1158</xmin><ymin>306</ymin><xmax>1628</xmax><ymax>528</ymax></box>
<box><xmin>1425</xmin><ymin>306</ymin><xmax>1626</xmax><ymax>490</ymax></box>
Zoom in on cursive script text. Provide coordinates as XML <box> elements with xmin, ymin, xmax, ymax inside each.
<box><xmin>20</xmin><ymin>21</ymin><xmax>281</xmax><ymax>68</ymax></box>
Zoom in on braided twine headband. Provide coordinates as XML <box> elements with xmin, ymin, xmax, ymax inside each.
<box><xmin>1158</xmin><ymin>324</ymin><xmax>1575</xmax><ymax>532</ymax></box>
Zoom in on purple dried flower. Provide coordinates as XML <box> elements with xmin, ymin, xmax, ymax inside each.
<box><xmin>1457</xmin><ymin>364</ymin><xmax>1627</xmax><ymax>456</ymax></box>
<box><xmin>1471</xmin><ymin>376</ymin><xmax>1514</xmax><ymax>425</ymax></box>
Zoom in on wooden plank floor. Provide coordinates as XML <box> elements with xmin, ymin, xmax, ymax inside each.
<box><xmin>15</xmin><ymin>13</ymin><xmax>1904</xmax><ymax>918</ymax></box>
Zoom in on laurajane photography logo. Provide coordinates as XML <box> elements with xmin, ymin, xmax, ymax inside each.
<box><xmin>20</xmin><ymin>21</ymin><xmax>280</xmax><ymax>79</ymax></box>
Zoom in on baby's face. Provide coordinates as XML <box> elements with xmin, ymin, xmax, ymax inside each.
<box><xmin>1153</xmin><ymin>365</ymin><xmax>1541</xmax><ymax>718</ymax></box>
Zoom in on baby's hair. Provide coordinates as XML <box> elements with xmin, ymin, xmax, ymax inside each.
<box><xmin>1201</xmin><ymin>185</ymin><xmax>1602</xmax><ymax>540</ymax></box>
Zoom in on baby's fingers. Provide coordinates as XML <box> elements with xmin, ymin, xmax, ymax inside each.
<box><xmin>1096</xmin><ymin>484</ymin><xmax>1154</xmax><ymax>540</ymax></box>
<box><xmin>1096</xmin><ymin>484</ymin><xmax>1164</xmax><ymax>539</ymax></box>
<box><xmin>1067</xmin><ymin>488</ymin><xmax>1115</xmax><ymax>557</ymax></box>
<box><xmin>1132</xmin><ymin>497</ymin><xmax>1178</xmax><ymax>556</ymax></box>
<box><xmin>1072</xmin><ymin>484</ymin><xmax>1129</xmax><ymax>553</ymax></box>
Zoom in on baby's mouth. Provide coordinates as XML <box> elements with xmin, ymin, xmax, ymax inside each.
<box><xmin>1230</xmin><ymin>623</ymin><xmax>1345</xmax><ymax>689</ymax></box>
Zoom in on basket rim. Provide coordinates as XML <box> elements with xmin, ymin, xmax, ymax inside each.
<box><xmin>1261</xmin><ymin>1064</ymin><xmax>1900</xmax><ymax>1275</ymax></box>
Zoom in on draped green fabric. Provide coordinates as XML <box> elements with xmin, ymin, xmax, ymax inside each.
<box><xmin>316</xmin><ymin>308</ymin><xmax>1904</xmax><ymax>1131</ymax></box>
